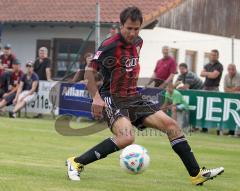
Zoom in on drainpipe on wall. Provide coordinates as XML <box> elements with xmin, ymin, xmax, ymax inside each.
<box><xmin>95</xmin><ymin>0</ymin><xmax>100</xmax><ymax>51</ymax></box>
<box><xmin>231</xmin><ymin>35</ymin><xmax>235</xmax><ymax>64</ymax></box>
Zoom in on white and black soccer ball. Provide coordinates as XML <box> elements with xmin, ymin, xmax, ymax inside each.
<box><xmin>120</xmin><ymin>144</ymin><xmax>150</xmax><ymax>174</ymax></box>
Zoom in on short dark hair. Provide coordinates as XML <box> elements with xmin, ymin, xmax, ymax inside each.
<box><xmin>179</xmin><ymin>63</ymin><xmax>188</xmax><ymax>69</ymax></box>
<box><xmin>211</xmin><ymin>49</ymin><xmax>219</xmax><ymax>56</ymax></box>
<box><xmin>120</xmin><ymin>6</ymin><xmax>143</xmax><ymax>25</ymax></box>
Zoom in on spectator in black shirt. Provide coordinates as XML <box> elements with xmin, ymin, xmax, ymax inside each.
<box><xmin>200</xmin><ymin>49</ymin><xmax>223</xmax><ymax>91</ymax></box>
<box><xmin>33</xmin><ymin>47</ymin><xmax>52</xmax><ymax>118</ymax></box>
<box><xmin>34</xmin><ymin>47</ymin><xmax>52</xmax><ymax>81</ymax></box>
<box><xmin>200</xmin><ymin>49</ymin><xmax>223</xmax><ymax>133</ymax></box>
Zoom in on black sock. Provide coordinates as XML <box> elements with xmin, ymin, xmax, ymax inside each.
<box><xmin>74</xmin><ymin>137</ymin><xmax>120</xmax><ymax>165</ymax></box>
<box><xmin>171</xmin><ymin>136</ymin><xmax>200</xmax><ymax>177</ymax></box>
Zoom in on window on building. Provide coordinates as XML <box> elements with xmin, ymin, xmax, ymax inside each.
<box><xmin>204</xmin><ymin>52</ymin><xmax>211</xmax><ymax>65</ymax></box>
<box><xmin>52</xmin><ymin>38</ymin><xmax>94</xmax><ymax>78</ymax></box>
<box><xmin>185</xmin><ymin>50</ymin><xmax>197</xmax><ymax>72</ymax></box>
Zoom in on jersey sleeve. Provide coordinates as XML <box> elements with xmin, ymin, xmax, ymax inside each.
<box><xmin>33</xmin><ymin>73</ymin><xmax>39</xmax><ymax>81</ymax></box>
<box><xmin>45</xmin><ymin>58</ymin><xmax>51</xmax><ymax>68</ymax></box>
<box><xmin>88</xmin><ymin>46</ymin><xmax>106</xmax><ymax>71</ymax></box>
<box><xmin>215</xmin><ymin>63</ymin><xmax>223</xmax><ymax>73</ymax></box>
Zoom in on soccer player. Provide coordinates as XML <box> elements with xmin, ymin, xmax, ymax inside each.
<box><xmin>66</xmin><ymin>6</ymin><xmax>224</xmax><ymax>185</ymax></box>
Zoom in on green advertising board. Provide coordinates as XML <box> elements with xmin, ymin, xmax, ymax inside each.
<box><xmin>179</xmin><ymin>90</ymin><xmax>240</xmax><ymax>130</ymax></box>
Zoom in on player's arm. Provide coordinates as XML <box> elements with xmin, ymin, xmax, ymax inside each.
<box><xmin>85</xmin><ymin>60</ymin><xmax>105</xmax><ymax>119</ymax></box>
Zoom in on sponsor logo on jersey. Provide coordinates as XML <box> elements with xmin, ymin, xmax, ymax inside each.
<box><xmin>93</xmin><ymin>51</ymin><xmax>102</xmax><ymax>59</ymax></box>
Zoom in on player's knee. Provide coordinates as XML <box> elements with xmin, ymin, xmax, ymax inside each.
<box><xmin>124</xmin><ymin>135</ymin><xmax>135</xmax><ymax>146</ymax></box>
<box><xmin>166</xmin><ymin>119</ymin><xmax>181</xmax><ymax>137</ymax></box>
<box><xmin>116</xmin><ymin>134</ymin><xmax>135</xmax><ymax>148</ymax></box>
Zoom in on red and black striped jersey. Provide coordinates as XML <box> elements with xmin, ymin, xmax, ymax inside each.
<box><xmin>90</xmin><ymin>33</ymin><xmax>143</xmax><ymax>97</ymax></box>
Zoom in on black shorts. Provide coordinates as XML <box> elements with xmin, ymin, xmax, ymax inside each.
<box><xmin>102</xmin><ymin>94</ymin><xmax>160</xmax><ymax>131</ymax></box>
<box><xmin>3</xmin><ymin>92</ymin><xmax>16</xmax><ymax>106</ymax></box>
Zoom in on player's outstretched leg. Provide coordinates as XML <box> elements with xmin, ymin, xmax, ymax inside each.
<box><xmin>143</xmin><ymin>110</ymin><xmax>224</xmax><ymax>185</ymax></box>
<box><xmin>66</xmin><ymin>117</ymin><xmax>134</xmax><ymax>181</ymax></box>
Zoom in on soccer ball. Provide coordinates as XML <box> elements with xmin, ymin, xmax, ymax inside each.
<box><xmin>120</xmin><ymin>144</ymin><xmax>150</xmax><ymax>174</ymax></box>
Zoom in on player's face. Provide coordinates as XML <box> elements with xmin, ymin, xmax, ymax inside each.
<box><xmin>121</xmin><ymin>19</ymin><xmax>141</xmax><ymax>44</ymax></box>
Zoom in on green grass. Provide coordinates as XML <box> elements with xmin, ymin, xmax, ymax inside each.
<box><xmin>0</xmin><ymin>117</ymin><xmax>239</xmax><ymax>191</ymax></box>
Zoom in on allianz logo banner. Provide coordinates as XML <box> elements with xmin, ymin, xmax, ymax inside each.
<box><xmin>58</xmin><ymin>82</ymin><xmax>240</xmax><ymax>129</ymax></box>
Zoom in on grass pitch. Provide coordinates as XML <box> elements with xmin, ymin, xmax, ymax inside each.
<box><xmin>0</xmin><ymin>117</ymin><xmax>239</xmax><ymax>191</ymax></box>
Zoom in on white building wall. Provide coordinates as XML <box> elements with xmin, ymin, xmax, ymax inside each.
<box><xmin>1</xmin><ymin>25</ymin><xmax>109</xmax><ymax>65</ymax></box>
<box><xmin>139</xmin><ymin>27</ymin><xmax>240</xmax><ymax>90</ymax></box>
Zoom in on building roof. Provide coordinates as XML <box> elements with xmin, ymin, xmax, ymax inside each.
<box><xmin>0</xmin><ymin>0</ymin><xmax>184</xmax><ymax>27</ymax></box>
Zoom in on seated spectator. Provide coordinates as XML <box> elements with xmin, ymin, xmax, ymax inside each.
<box><xmin>0</xmin><ymin>44</ymin><xmax>16</xmax><ymax>72</ymax></box>
<box><xmin>71</xmin><ymin>52</ymin><xmax>93</xmax><ymax>83</ymax></box>
<box><xmin>0</xmin><ymin>44</ymin><xmax>17</xmax><ymax>93</ymax></box>
<box><xmin>34</xmin><ymin>47</ymin><xmax>52</xmax><ymax>81</ymax></box>
<box><xmin>175</xmin><ymin>63</ymin><xmax>203</xmax><ymax>90</ymax></box>
<box><xmin>224</xmin><ymin>64</ymin><xmax>240</xmax><ymax>136</ymax></box>
<box><xmin>224</xmin><ymin>64</ymin><xmax>240</xmax><ymax>93</ymax></box>
<box><xmin>0</xmin><ymin>60</ymin><xmax>23</xmax><ymax>109</ymax></box>
<box><xmin>9</xmin><ymin>61</ymin><xmax>39</xmax><ymax>118</ymax></box>
<box><xmin>161</xmin><ymin>83</ymin><xmax>188</xmax><ymax>121</ymax></box>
